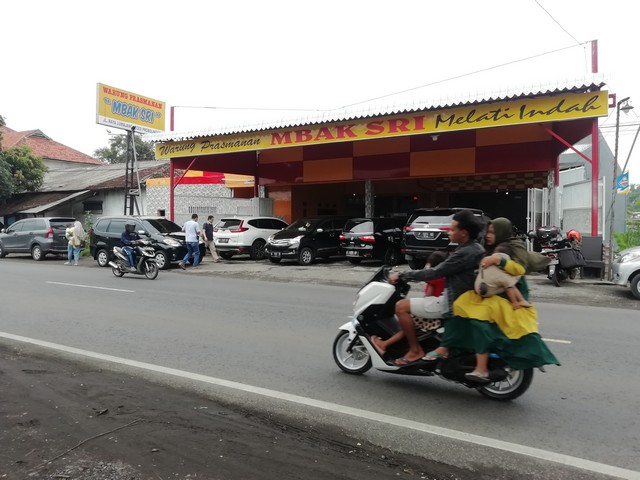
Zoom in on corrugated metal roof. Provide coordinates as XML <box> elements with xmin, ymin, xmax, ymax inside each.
<box><xmin>146</xmin><ymin>76</ymin><xmax>607</xmax><ymax>142</ymax></box>
<box><xmin>40</xmin><ymin>160</ymin><xmax>170</xmax><ymax>192</ymax></box>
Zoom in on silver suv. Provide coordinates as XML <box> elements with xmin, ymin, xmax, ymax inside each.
<box><xmin>213</xmin><ymin>216</ymin><xmax>288</xmax><ymax>260</ymax></box>
<box><xmin>0</xmin><ymin>217</ymin><xmax>76</xmax><ymax>260</ymax></box>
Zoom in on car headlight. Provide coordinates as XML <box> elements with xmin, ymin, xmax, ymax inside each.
<box><xmin>267</xmin><ymin>234</ymin><xmax>275</xmax><ymax>243</ymax></box>
<box><xmin>618</xmin><ymin>252</ymin><xmax>640</xmax><ymax>264</ymax></box>
<box><xmin>164</xmin><ymin>238</ymin><xmax>181</xmax><ymax>247</ymax></box>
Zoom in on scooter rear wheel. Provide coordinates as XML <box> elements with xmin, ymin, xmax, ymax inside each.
<box><xmin>333</xmin><ymin>330</ymin><xmax>372</xmax><ymax>375</ymax></box>
<box><xmin>112</xmin><ymin>266</ymin><xmax>125</xmax><ymax>277</ymax></box>
<box><xmin>478</xmin><ymin>367</ymin><xmax>533</xmax><ymax>401</ymax></box>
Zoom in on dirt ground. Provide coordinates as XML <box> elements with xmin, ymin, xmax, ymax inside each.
<box><xmin>0</xmin><ymin>343</ymin><xmax>491</xmax><ymax>480</ymax></box>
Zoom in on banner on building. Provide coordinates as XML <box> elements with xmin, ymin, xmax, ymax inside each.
<box><xmin>617</xmin><ymin>171</ymin><xmax>630</xmax><ymax>194</ymax></box>
<box><xmin>155</xmin><ymin>90</ymin><xmax>609</xmax><ymax>159</ymax></box>
<box><xmin>96</xmin><ymin>83</ymin><xmax>165</xmax><ymax>133</ymax></box>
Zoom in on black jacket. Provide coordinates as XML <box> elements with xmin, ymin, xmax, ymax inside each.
<box><xmin>400</xmin><ymin>240</ymin><xmax>485</xmax><ymax>313</ymax></box>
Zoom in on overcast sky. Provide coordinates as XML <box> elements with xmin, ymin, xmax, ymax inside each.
<box><xmin>3</xmin><ymin>0</ymin><xmax>640</xmax><ymax>181</ymax></box>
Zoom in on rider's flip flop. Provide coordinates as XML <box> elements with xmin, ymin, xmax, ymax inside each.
<box><xmin>393</xmin><ymin>356</ymin><xmax>423</xmax><ymax>367</ymax></box>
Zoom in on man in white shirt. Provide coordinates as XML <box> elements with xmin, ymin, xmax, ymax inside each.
<box><xmin>179</xmin><ymin>214</ymin><xmax>201</xmax><ymax>269</ymax></box>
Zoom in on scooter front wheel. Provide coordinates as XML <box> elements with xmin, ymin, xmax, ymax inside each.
<box><xmin>143</xmin><ymin>260</ymin><xmax>159</xmax><ymax>280</ymax></box>
<box><xmin>333</xmin><ymin>330</ymin><xmax>372</xmax><ymax>375</ymax></box>
<box><xmin>112</xmin><ymin>266</ymin><xmax>125</xmax><ymax>277</ymax></box>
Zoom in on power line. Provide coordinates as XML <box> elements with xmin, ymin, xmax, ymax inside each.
<box><xmin>534</xmin><ymin>0</ymin><xmax>582</xmax><ymax>45</ymax></box>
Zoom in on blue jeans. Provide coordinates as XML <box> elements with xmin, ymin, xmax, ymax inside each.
<box><xmin>67</xmin><ymin>244</ymin><xmax>74</xmax><ymax>262</ymax></box>
<box><xmin>122</xmin><ymin>246</ymin><xmax>136</xmax><ymax>267</ymax></box>
<box><xmin>183</xmin><ymin>242</ymin><xmax>200</xmax><ymax>267</ymax></box>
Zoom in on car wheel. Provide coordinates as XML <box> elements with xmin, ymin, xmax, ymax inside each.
<box><xmin>408</xmin><ymin>258</ymin><xmax>426</xmax><ymax>270</ymax></box>
<box><xmin>269</xmin><ymin>257</ymin><xmax>282</xmax><ymax>264</ymax></box>
<box><xmin>219</xmin><ymin>252</ymin><xmax>234</xmax><ymax>260</ymax></box>
<box><xmin>630</xmin><ymin>275</ymin><xmax>640</xmax><ymax>300</ymax></box>
<box><xmin>154</xmin><ymin>251</ymin><xmax>169</xmax><ymax>270</ymax></box>
<box><xmin>31</xmin><ymin>244</ymin><xmax>44</xmax><ymax>261</ymax></box>
<box><xmin>384</xmin><ymin>247</ymin><xmax>401</xmax><ymax>266</ymax></box>
<box><xmin>249</xmin><ymin>239</ymin><xmax>266</xmax><ymax>260</ymax></box>
<box><xmin>0</xmin><ymin>243</ymin><xmax>6</xmax><ymax>258</ymax></box>
<box><xmin>347</xmin><ymin>258</ymin><xmax>362</xmax><ymax>265</ymax></box>
<box><xmin>96</xmin><ymin>249</ymin><xmax>110</xmax><ymax>267</ymax></box>
<box><xmin>298</xmin><ymin>247</ymin><xmax>315</xmax><ymax>266</ymax></box>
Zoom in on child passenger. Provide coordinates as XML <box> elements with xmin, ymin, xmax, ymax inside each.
<box><xmin>475</xmin><ymin>243</ymin><xmax>531</xmax><ymax>309</ymax></box>
<box><xmin>371</xmin><ymin>250</ymin><xmax>448</xmax><ymax>355</ymax></box>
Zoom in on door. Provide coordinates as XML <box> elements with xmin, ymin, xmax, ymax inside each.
<box><xmin>527</xmin><ymin>188</ymin><xmax>549</xmax><ymax>250</ymax></box>
<box><xmin>2</xmin><ymin>221</ymin><xmax>24</xmax><ymax>251</ymax></box>
<box><xmin>16</xmin><ymin>219</ymin><xmax>45</xmax><ymax>252</ymax></box>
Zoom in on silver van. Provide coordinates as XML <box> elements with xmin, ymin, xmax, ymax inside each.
<box><xmin>0</xmin><ymin>217</ymin><xmax>76</xmax><ymax>260</ymax></box>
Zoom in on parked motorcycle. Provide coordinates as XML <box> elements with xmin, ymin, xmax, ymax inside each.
<box><xmin>108</xmin><ymin>240</ymin><xmax>159</xmax><ymax>280</ymax></box>
<box><xmin>530</xmin><ymin>227</ymin><xmax>585</xmax><ymax>287</ymax></box>
<box><xmin>332</xmin><ymin>267</ymin><xmax>534</xmax><ymax>401</ymax></box>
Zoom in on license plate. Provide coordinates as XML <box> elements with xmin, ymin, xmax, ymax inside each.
<box><xmin>417</xmin><ymin>232</ymin><xmax>436</xmax><ymax>239</ymax></box>
<box><xmin>346</xmin><ymin>250</ymin><xmax>359</xmax><ymax>257</ymax></box>
<box><xmin>218</xmin><ymin>238</ymin><xmax>229</xmax><ymax>243</ymax></box>
<box><xmin>270</xmin><ymin>251</ymin><xmax>281</xmax><ymax>258</ymax></box>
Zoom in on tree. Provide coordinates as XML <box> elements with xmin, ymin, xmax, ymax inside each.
<box><xmin>93</xmin><ymin>133</ymin><xmax>155</xmax><ymax>164</ymax></box>
<box><xmin>0</xmin><ymin>145</ymin><xmax>47</xmax><ymax>200</ymax></box>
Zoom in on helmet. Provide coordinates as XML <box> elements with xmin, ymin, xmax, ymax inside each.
<box><xmin>566</xmin><ymin>229</ymin><xmax>582</xmax><ymax>242</ymax></box>
<box><xmin>125</xmin><ymin>223</ymin><xmax>136</xmax><ymax>233</ymax></box>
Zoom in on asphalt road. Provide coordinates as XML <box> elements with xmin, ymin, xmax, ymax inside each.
<box><xmin>1</xmin><ymin>256</ymin><xmax>639</xmax><ymax>478</ymax></box>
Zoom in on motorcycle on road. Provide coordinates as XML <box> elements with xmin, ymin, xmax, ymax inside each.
<box><xmin>109</xmin><ymin>240</ymin><xmax>159</xmax><ymax>280</ymax></box>
<box><xmin>332</xmin><ymin>267</ymin><xmax>534</xmax><ymax>401</ymax></box>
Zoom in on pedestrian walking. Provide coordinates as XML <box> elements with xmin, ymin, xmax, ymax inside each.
<box><xmin>202</xmin><ymin>215</ymin><xmax>220</xmax><ymax>263</ymax></box>
<box><xmin>179</xmin><ymin>214</ymin><xmax>201</xmax><ymax>269</ymax></box>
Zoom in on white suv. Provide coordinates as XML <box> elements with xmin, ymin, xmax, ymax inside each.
<box><xmin>213</xmin><ymin>216</ymin><xmax>288</xmax><ymax>260</ymax></box>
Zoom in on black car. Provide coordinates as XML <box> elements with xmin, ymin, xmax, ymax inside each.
<box><xmin>265</xmin><ymin>216</ymin><xmax>349</xmax><ymax>265</ymax></box>
<box><xmin>90</xmin><ymin>216</ymin><xmax>205</xmax><ymax>269</ymax></box>
<box><xmin>340</xmin><ymin>217</ymin><xmax>406</xmax><ymax>266</ymax></box>
<box><xmin>0</xmin><ymin>217</ymin><xmax>76</xmax><ymax>260</ymax></box>
<box><xmin>403</xmin><ymin>207</ymin><xmax>490</xmax><ymax>269</ymax></box>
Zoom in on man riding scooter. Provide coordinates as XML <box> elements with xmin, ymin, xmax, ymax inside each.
<box><xmin>121</xmin><ymin>222</ymin><xmax>140</xmax><ymax>271</ymax></box>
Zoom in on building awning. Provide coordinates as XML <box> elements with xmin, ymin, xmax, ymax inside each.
<box><xmin>19</xmin><ymin>190</ymin><xmax>91</xmax><ymax>214</ymax></box>
<box><xmin>0</xmin><ymin>191</ymin><xmax>91</xmax><ymax>216</ymax></box>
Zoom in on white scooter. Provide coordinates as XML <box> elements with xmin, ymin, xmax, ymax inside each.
<box><xmin>332</xmin><ymin>267</ymin><xmax>534</xmax><ymax>401</ymax></box>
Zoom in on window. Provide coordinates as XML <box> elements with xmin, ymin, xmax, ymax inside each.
<box><xmin>21</xmin><ymin>219</ymin><xmax>46</xmax><ymax>231</ymax></box>
<box><xmin>7</xmin><ymin>221</ymin><xmax>24</xmax><ymax>233</ymax></box>
<box><xmin>83</xmin><ymin>201</ymin><xmax>103</xmax><ymax>213</ymax></box>
<box><xmin>107</xmin><ymin>220</ymin><xmax>128</xmax><ymax>234</ymax></box>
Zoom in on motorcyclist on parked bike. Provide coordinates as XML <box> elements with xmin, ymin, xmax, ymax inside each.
<box><xmin>121</xmin><ymin>223</ymin><xmax>140</xmax><ymax>270</ymax></box>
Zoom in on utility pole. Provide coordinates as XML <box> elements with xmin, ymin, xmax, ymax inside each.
<box><xmin>124</xmin><ymin>126</ymin><xmax>142</xmax><ymax>216</ymax></box>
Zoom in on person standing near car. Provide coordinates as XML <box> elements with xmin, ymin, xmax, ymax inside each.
<box><xmin>179</xmin><ymin>214</ymin><xmax>201</xmax><ymax>269</ymax></box>
<box><xmin>64</xmin><ymin>223</ymin><xmax>75</xmax><ymax>265</ymax></box>
<box><xmin>71</xmin><ymin>220</ymin><xmax>85</xmax><ymax>266</ymax></box>
<box><xmin>202</xmin><ymin>215</ymin><xmax>220</xmax><ymax>263</ymax></box>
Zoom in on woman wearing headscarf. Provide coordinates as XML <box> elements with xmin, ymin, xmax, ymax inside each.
<box><xmin>71</xmin><ymin>220</ymin><xmax>85</xmax><ymax>266</ymax></box>
<box><xmin>425</xmin><ymin>217</ymin><xmax>559</xmax><ymax>382</ymax></box>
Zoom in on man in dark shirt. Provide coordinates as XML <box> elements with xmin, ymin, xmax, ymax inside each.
<box><xmin>388</xmin><ymin>210</ymin><xmax>485</xmax><ymax>366</ymax></box>
<box><xmin>202</xmin><ymin>215</ymin><xmax>220</xmax><ymax>263</ymax></box>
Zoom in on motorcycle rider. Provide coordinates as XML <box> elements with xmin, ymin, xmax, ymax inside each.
<box><xmin>388</xmin><ymin>210</ymin><xmax>485</xmax><ymax>366</ymax></box>
<box><xmin>121</xmin><ymin>222</ymin><xmax>140</xmax><ymax>271</ymax></box>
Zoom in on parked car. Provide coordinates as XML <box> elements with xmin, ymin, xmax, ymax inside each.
<box><xmin>265</xmin><ymin>216</ymin><xmax>349</xmax><ymax>265</ymax></box>
<box><xmin>0</xmin><ymin>217</ymin><xmax>76</xmax><ymax>260</ymax></box>
<box><xmin>90</xmin><ymin>216</ymin><xmax>205</xmax><ymax>269</ymax></box>
<box><xmin>403</xmin><ymin>207</ymin><xmax>490</xmax><ymax>269</ymax></box>
<box><xmin>213</xmin><ymin>216</ymin><xmax>288</xmax><ymax>260</ymax></box>
<box><xmin>339</xmin><ymin>217</ymin><xmax>406</xmax><ymax>265</ymax></box>
<box><xmin>612</xmin><ymin>246</ymin><xmax>640</xmax><ymax>300</ymax></box>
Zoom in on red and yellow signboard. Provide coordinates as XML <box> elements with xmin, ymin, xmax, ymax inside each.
<box><xmin>96</xmin><ymin>83</ymin><xmax>165</xmax><ymax>133</ymax></box>
<box><xmin>155</xmin><ymin>90</ymin><xmax>608</xmax><ymax>159</ymax></box>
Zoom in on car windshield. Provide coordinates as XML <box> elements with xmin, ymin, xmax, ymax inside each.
<box><xmin>286</xmin><ymin>219</ymin><xmax>321</xmax><ymax>232</ymax></box>
<box><xmin>143</xmin><ymin>218</ymin><xmax>182</xmax><ymax>234</ymax></box>
<box><xmin>344</xmin><ymin>220</ymin><xmax>373</xmax><ymax>234</ymax></box>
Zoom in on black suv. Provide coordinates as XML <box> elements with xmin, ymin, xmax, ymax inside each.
<box><xmin>403</xmin><ymin>208</ymin><xmax>490</xmax><ymax>269</ymax></box>
<box><xmin>0</xmin><ymin>217</ymin><xmax>76</xmax><ymax>260</ymax></box>
<box><xmin>265</xmin><ymin>216</ymin><xmax>349</xmax><ymax>265</ymax></box>
<box><xmin>90</xmin><ymin>216</ymin><xmax>205</xmax><ymax>269</ymax></box>
<box><xmin>340</xmin><ymin>217</ymin><xmax>406</xmax><ymax>266</ymax></box>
